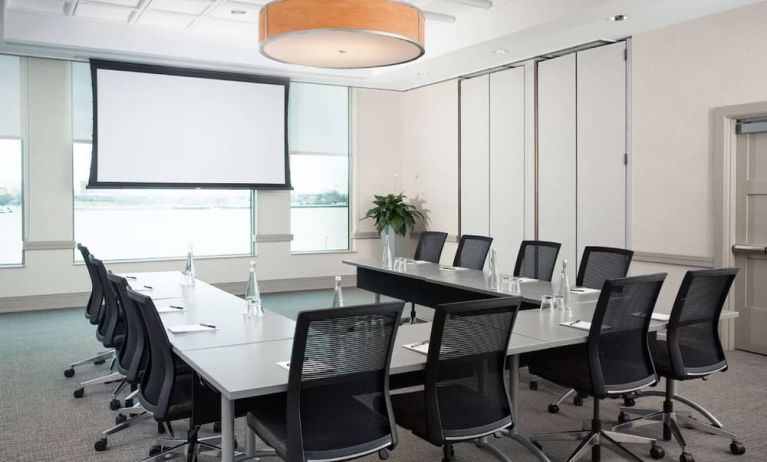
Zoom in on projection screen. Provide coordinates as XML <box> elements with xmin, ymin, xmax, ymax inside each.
<box><xmin>89</xmin><ymin>60</ymin><xmax>290</xmax><ymax>189</ymax></box>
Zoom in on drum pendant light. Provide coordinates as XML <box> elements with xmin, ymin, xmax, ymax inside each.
<box><xmin>259</xmin><ymin>0</ymin><xmax>426</xmax><ymax>69</ymax></box>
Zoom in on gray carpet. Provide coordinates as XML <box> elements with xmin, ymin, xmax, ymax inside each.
<box><xmin>1</xmin><ymin>288</ymin><xmax>765</xmax><ymax>462</ymax></box>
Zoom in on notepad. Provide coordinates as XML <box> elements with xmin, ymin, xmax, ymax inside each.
<box><xmin>402</xmin><ymin>341</ymin><xmax>455</xmax><ymax>355</ymax></box>
<box><xmin>570</xmin><ymin>287</ymin><xmax>600</xmax><ymax>294</ymax></box>
<box><xmin>276</xmin><ymin>359</ymin><xmax>334</xmax><ymax>374</ymax></box>
<box><xmin>405</xmin><ymin>259</ymin><xmax>430</xmax><ymax>264</ymax></box>
<box><xmin>559</xmin><ymin>321</ymin><xmax>593</xmax><ymax>331</ymax></box>
<box><xmin>439</xmin><ymin>266</ymin><xmax>466</xmax><ymax>272</ymax></box>
<box><xmin>156</xmin><ymin>305</ymin><xmax>184</xmax><ymax>314</ymax></box>
<box><xmin>651</xmin><ymin>313</ymin><xmax>671</xmax><ymax>321</ymax></box>
<box><xmin>167</xmin><ymin>324</ymin><xmax>217</xmax><ymax>334</ymax></box>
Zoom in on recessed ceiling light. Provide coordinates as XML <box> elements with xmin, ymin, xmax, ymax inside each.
<box><xmin>493</xmin><ymin>49</ymin><xmax>508</xmax><ymax>55</ymax></box>
<box><xmin>609</xmin><ymin>14</ymin><xmax>629</xmax><ymax>21</ymax></box>
<box><xmin>231</xmin><ymin>9</ymin><xmax>246</xmax><ymax>15</ymax></box>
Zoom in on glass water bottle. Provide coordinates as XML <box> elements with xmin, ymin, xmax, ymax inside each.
<box><xmin>244</xmin><ymin>261</ymin><xmax>264</xmax><ymax>318</ymax></box>
<box><xmin>332</xmin><ymin>276</ymin><xmax>344</xmax><ymax>308</ymax></box>
<box><xmin>182</xmin><ymin>244</ymin><xmax>196</xmax><ymax>286</ymax></box>
<box><xmin>558</xmin><ymin>259</ymin><xmax>571</xmax><ymax>310</ymax></box>
<box><xmin>488</xmin><ymin>247</ymin><xmax>500</xmax><ymax>290</ymax></box>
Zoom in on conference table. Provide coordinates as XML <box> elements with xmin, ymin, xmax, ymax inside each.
<box><xmin>125</xmin><ymin>262</ymin><xmax>737</xmax><ymax>462</ymax></box>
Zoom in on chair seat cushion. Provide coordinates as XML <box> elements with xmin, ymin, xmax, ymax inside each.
<box><xmin>391</xmin><ymin>384</ymin><xmax>512</xmax><ymax>443</ymax></box>
<box><xmin>528</xmin><ymin>344</ymin><xmax>596</xmax><ymax>396</ymax></box>
<box><xmin>247</xmin><ymin>392</ymin><xmax>392</xmax><ymax>460</ymax></box>
<box><xmin>164</xmin><ymin>372</ymin><xmax>194</xmax><ymax>421</ymax></box>
<box><xmin>649</xmin><ymin>339</ymin><xmax>726</xmax><ymax>380</ymax></box>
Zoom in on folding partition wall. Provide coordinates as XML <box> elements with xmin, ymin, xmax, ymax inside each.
<box><xmin>459</xmin><ymin>41</ymin><xmax>627</xmax><ymax>279</ymax></box>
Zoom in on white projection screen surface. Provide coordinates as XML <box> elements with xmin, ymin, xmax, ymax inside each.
<box><xmin>90</xmin><ymin>61</ymin><xmax>290</xmax><ymax>189</ymax></box>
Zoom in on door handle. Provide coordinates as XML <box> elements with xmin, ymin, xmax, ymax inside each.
<box><xmin>732</xmin><ymin>244</ymin><xmax>767</xmax><ymax>255</ymax></box>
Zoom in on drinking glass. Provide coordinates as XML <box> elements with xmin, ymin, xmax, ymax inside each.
<box><xmin>552</xmin><ymin>294</ymin><xmax>565</xmax><ymax>311</ymax></box>
<box><xmin>500</xmin><ymin>275</ymin><xmax>512</xmax><ymax>293</ymax></box>
<box><xmin>510</xmin><ymin>278</ymin><xmax>522</xmax><ymax>296</ymax></box>
<box><xmin>540</xmin><ymin>295</ymin><xmax>554</xmax><ymax>312</ymax></box>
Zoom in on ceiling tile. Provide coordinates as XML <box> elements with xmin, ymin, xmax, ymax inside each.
<box><xmin>137</xmin><ymin>10</ymin><xmax>196</xmax><ymax>29</ymax></box>
<box><xmin>88</xmin><ymin>0</ymin><xmax>141</xmax><ymax>7</ymax></box>
<box><xmin>209</xmin><ymin>0</ymin><xmax>261</xmax><ymax>23</ymax></box>
<box><xmin>150</xmin><ymin>0</ymin><xmax>213</xmax><ymax>16</ymax></box>
<box><xmin>194</xmin><ymin>17</ymin><xmax>259</xmax><ymax>35</ymax></box>
<box><xmin>74</xmin><ymin>2</ymin><xmax>134</xmax><ymax>22</ymax></box>
<box><xmin>6</xmin><ymin>0</ymin><xmax>68</xmax><ymax>15</ymax></box>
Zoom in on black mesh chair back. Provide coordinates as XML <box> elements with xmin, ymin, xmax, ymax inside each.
<box><xmin>423</xmin><ymin>297</ymin><xmax>520</xmax><ymax>444</ymax></box>
<box><xmin>109</xmin><ymin>273</ymin><xmax>146</xmax><ymax>381</ymax></box>
<box><xmin>577</xmin><ymin>246</ymin><xmax>634</xmax><ymax>289</ymax></box>
<box><xmin>77</xmin><ymin>244</ymin><xmax>103</xmax><ymax>325</ymax></box>
<box><xmin>666</xmin><ymin>268</ymin><xmax>737</xmax><ymax>378</ymax></box>
<box><xmin>414</xmin><ymin>231</ymin><xmax>448</xmax><ymax>264</ymax></box>
<box><xmin>452</xmin><ymin>235</ymin><xmax>493</xmax><ymax>270</ymax></box>
<box><xmin>90</xmin><ymin>255</ymin><xmax>123</xmax><ymax>348</ymax></box>
<box><xmin>128</xmin><ymin>288</ymin><xmax>175</xmax><ymax>421</ymax></box>
<box><xmin>588</xmin><ymin>274</ymin><xmax>666</xmax><ymax>397</ymax></box>
<box><xmin>285</xmin><ymin>302</ymin><xmax>403</xmax><ymax>461</ymax></box>
<box><xmin>513</xmin><ymin>240</ymin><xmax>561</xmax><ymax>281</ymax></box>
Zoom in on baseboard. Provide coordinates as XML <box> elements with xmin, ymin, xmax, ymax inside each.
<box><xmin>0</xmin><ymin>275</ymin><xmax>358</xmax><ymax>314</ymax></box>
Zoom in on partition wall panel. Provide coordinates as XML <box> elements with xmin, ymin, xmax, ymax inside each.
<box><xmin>489</xmin><ymin>67</ymin><xmax>526</xmax><ymax>274</ymax></box>
<box><xmin>460</xmin><ymin>74</ymin><xmax>490</xmax><ymax>237</ymax></box>
<box><xmin>576</xmin><ymin>42</ymin><xmax>627</xmax><ymax>257</ymax></box>
<box><xmin>538</xmin><ymin>54</ymin><xmax>578</xmax><ymax>280</ymax></box>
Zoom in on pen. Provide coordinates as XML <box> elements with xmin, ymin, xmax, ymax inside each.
<box><xmin>568</xmin><ymin>319</ymin><xmax>581</xmax><ymax>326</ymax></box>
<box><xmin>413</xmin><ymin>340</ymin><xmax>429</xmax><ymax>347</ymax></box>
<box><xmin>570</xmin><ymin>288</ymin><xmax>586</xmax><ymax>293</ymax></box>
<box><xmin>143</xmin><ymin>285</ymin><xmax>153</xmax><ymax>290</ymax></box>
<box><xmin>125</xmin><ymin>276</ymin><xmax>137</xmax><ymax>280</ymax></box>
<box><xmin>199</xmin><ymin>323</ymin><xmax>217</xmax><ymax>329</ymax></box>
<box><xmin>169</xmin><ymin>305</ymin><xmax>184</xmax><ymax>310</ymax></box>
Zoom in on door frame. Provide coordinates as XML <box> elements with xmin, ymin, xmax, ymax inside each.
<box><xmin>711</xmin><ymin>100</ymin><xmax>767</xmax><ymax>349</ymax></box>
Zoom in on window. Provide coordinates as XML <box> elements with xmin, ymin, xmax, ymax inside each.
<box><xmin>72</xmin><ymin>62</ymin><xmax>254</xmax><ymax>261</ymax></box>
<box><xmin>0</xmin><ymin>55</ymin><xmax>23</xmax><ymax>266</ymax></box>
<box><xmin>289</xmin><ymin>83</ymin><xmax>350</xmax><ymax>252</ymax></box>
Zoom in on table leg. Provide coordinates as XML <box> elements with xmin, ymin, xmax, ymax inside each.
<box><xmin>375</xmin><ymin>293</ymin><xmax>381</xmax><ymax>304</ymax></box>
<box><xmin>245</xmin><ymin>425</ymin><xmax>256</xmax><ymax>457</ymax></box>
<box><xmin>221</xmin><ymin>395</ymin><xmax>235</xmax><ymax>462</ymax></box>
<box><xmin>504</xmin><ymin>354</ymin><xmax>551</xmax><ymax>462</ymax></box>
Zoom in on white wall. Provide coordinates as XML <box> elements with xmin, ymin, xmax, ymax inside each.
<box><xmin>0</xmin><ymin>58</ymin><xmax>390</xmax><ymax>311</ymax></box>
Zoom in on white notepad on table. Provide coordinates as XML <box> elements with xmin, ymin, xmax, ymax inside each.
<box><xmin>559</xmin><ymin>321</ymin><xmax>593</xmax><ymax>331</ymax></box>
<box><xmin>276</xmin><ymin>359</ymin><xmax>334</xmax><ymax>375</ymax></box>
<box><xmin>156</xmin><ymin>304</ymin><xmax>184</xmax><ymax>314</ymax></box>
<box><xmin>167</xmin><ymin>324</ymin><xmax>217</xmax><ymax>334</ymax></box>
<box><xmin>438</xmin><ymin>266</ymin><xmax>467</xmax><ymax>272</ymax></box>
<box><xmin>402</xmin><ymin>341</ymin><xmax>455</xmax><ymax>355</ymax></box>
<box><xmin>405</xmin><ymin>259</ymin><xmax>430</xmax><ymax>264</ymax></box>
<box><xmin>570</xmin><ymin>287</ymin><xmax>600</xmax><ymax>295</ymax></box>
<box><xmin>651</xmin><ymin>313</ymin><xmax>670</xmax><ymax>321</ymax></box>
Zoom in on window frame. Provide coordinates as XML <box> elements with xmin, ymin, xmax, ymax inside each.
<box><xmin>289</xmin><ymin>86</ymin><xmax>352</xmax><ymax>255</ymax></box>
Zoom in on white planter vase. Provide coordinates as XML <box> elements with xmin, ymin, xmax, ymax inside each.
<box><xmin>381</xmin><ymin>226</ymin><xmax>395</xmax><ymax>269</ymax></box>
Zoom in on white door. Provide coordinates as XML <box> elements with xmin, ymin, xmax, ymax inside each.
<box><xmin>460</xmin><ymin>75</ymin><xmax>490</xmax><ymax>236</ymax></box>
<box><xmin>733</xmin><ymin>126</ymin><xmax>767</xmax><ymax>354</ymax></box>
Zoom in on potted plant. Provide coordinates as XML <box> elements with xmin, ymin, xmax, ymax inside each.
<box><xmin>363</xmin><ymin>193</ymin><xmax>424</xmax><ymax>267</ymax></box>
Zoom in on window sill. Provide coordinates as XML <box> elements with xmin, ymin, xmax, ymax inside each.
<box><xmin>72</xmin><ymin>253</ymin><xmax>258</xmax><ymax>266</ymax></box>
<box><xmin>290</xmin><ymin>250</ymin><xmax>357</xmax><ymax>256</ymax></box>
<box><xmin>0</xmin><ymin>264</ymin><xmax>25</xmax><ymax>270</ymax></box>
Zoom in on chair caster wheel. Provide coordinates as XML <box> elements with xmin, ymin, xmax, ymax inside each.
<box><xmin>64</xmin><ymin>368</ymin><xmax>75</xmax><ymax>378</ymax></box>
<box><xmin>213</xmin><ymin>421</ymin><xmax>221</xmax><ymax>433</ymax></box>
<box><xmin>679</xmin><ymin>452</ymin><xmax>694</xmax><ymax>462</ymax></box>
<box><xmin>529</xmin><ymin>381</ymin><xmax>539</xmax><ymax>391</ymax></box>
<box><xmin>94</xmin><ymin>437</ymin><xmax>107</xmax><ymax>452</ymax></box>
<box><xmin>109</xmin><ymin>399</ymin><xmax>121</xmax><ymax>410</ymax></box>
<box><xmin>124</xmin><ymin>398</ymin><xmax>133</xmax><ymax>408</ymax></box>
<box><xmin>650</xmin><ymin>444</ymin><xmax>665</xmax><ymax>460</ymax></box>
<box><xmin>730</xmin><ymin>441</ymin><xmax>746</xmax><ymax>455</ymax></box>
<box><xmin>115</xmin><ymin>414</ymin><xmax>127</xmax><ymax>425</ymax></box>
<box><xmin>74</xmin><ymin>388</ymin><xmax>85</xmax><ymax>398</ymax></box>
<box><xmin>547</xmin><ymin>404</ymin><xmax>559</xmax><ymax>414</ymax></box>
<box><xmin>157</xmin><ymin>422</ymin><xmax>166</xmax><ymax>434</ymax></box>
<box><xmin>624</xmin><ymin>397</ymin><xmax>636</xmax><ymax>407</ymax></box>
<box><xmin>532</xmin><ymin>440</ymin><xmax>543</xmax><ymax>451</ymax></box>
<box><xmin>573</xmin><ymin>395</ymin><xmax>584</xmax><ymax>406</ymax></box>
<box><xmin>94</xmin><ymin>359</ymin><xmax>106</xmax><ymax>366</ymax></box>
<box><xmin>378</xmin><ymin>449</ymin><xmax>390</xmax><ymax>460</ymax></box>
<box><xmin>618</xmin><ymin>412</ymin><xmax>630</xmax><ymax>424</ymax></box>
<box><xmin>149</xmin><ymin>445</ymin><xmax>162</xmax><ymax>457</ymax></box>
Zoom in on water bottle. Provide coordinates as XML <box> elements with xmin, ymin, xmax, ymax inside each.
<box><xmin>332</xmin><ymin>276</ymin><xmax>344</xmax><ymax>308</ymax></box>
<box><xmin>181</xmin><ymin>244</ymin><xmax>196</xmax><ymax>287</ymax></box>
<box><xmin>558</xmin><ymin>259</ymin><xmax>571</xmax><ymax>310</ymax></box>
<box><xmin>245</xmin><ymin>261</ymin><xmax>264</xmax><ymax>318</ymax></box>
<box><xmin>488</xmin><ymin>247</ymin><xmax>500</xmax><ymax>290</ymax></box>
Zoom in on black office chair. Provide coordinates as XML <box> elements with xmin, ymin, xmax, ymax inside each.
<box><xmin>613</xmin><ymin>269</ymin><xmax>746</xmax><ymax>462</ymax></box>
<box><xmin>453</xmin><ymin>235</ymin><xmax>493</xmax><ymax>270</ymax></box>
<box><xmin>128</xmin><ymin>288</ymin><xmax>223</xmax><ymax>461</ymax></box>
<box><xmin>514</xmin><ymin>240</ymin><xmax>562</xmax><ymax>282</ymax></box>
<box><xmin>73</xmin><ymin>255</ymin><xmax>127</xmax><ymax>399</ymax></box>
<box><xmin>64</xmin><ymin>244</ymin><xmax>113</xmax><ymax>378</ymax></box>
<box><xmin>245</xmin><ymin>302</ymin><xmax>403</xmax><ymax>462</ymax></box>
<box><xmin>530</xmin><ymin>274</ymin><xmax>667</xmax><ymax>462</ymax></box>
<box><xmin>406</xmin><ymin>231</ymin><xmax>449</xmax><ymax>324</ymax></box>
<box><xmin>94</xmin><ymin>273</ymin><xmax>154</xmax><ymax>452</ymax></box>
<box><xmin>548</xmin><ymin>246</ymin><xmax>635</xmax><ymax>412</ymax></box>
<box><xmin>391</xmin><ymin>297</ymin><xmax>521</xmax><ymax>462</ymax></box>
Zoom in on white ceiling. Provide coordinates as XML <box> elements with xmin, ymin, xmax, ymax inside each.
<box><xmin>1</xmin><ymin>0</ymin><xmax>764</xmax><ymax>90</ymax></box>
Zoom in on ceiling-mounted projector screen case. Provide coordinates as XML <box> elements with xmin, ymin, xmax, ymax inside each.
<box><xmin>90</xmin><ymin>61</ymin><xmax>291</xmax><ymax>189</ymax></box>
